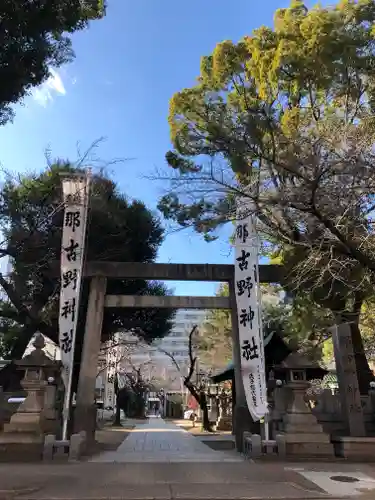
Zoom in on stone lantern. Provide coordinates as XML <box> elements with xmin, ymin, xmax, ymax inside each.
<box><xmin>273</xmin><ymin>351</ymin><xmax>328</xmax><ymax>384</ymax></box>
<box><xmin>0</xmin><ymin>333</ymin><xmax>62</xmax><ymax>457</ymax></box>
<box><xmin>217</xmin><ymin>388</ymin><xmax>232</xmax><ymax>431</ymax></box>
<box><xmin>273</xmin><ymin>351</ymin><xmax>333</xmax><ymax>457</ymax></box>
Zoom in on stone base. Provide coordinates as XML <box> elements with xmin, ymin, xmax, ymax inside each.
<box><xmin>285</xmin><ymin>441</ymin><xmax>334</xmax><ymax>457</ymax></box>
<box><xmin>332</xmin><ymin>436</ymin><xmax>375</xmax><ymax>461</ymax></box>
<box><xmin>285</xmin><ymin>433</ymin><xmax>331</xmax><ymax>443</ymax></box>
<box><xmin>0</xmin><ymin>433</ymin><xmax>44</xmax><ymax>462</ymax></box>
<box><xmin>217</xmin><ymin>416</ymin><xmax>232</xmax><ymax>431</ymax></box>
<box><xmin>4</xmin><ymin>411</ymin><xmax>44</xmax><ymax>434</ymax></box>
<box><xmin>283</xmin><ymin>430</ymin><xmax>334</xmax><ymax>457</ymax></box>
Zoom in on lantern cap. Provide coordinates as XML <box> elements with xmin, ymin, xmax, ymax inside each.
<box><xmin>274</xmin><ymin>351</ymin><xmax>328</xmax><ymax>380</ymax></box>
<box><xmin>16</xmin><ymin>333</ymin><xmax>61</xmax><ymax>370</ymax></box>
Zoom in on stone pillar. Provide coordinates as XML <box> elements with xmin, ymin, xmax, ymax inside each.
<box><xmin>229</xmin><ymin>280</ymin><xmax>253</xmax><ymax>451</ymax></box>
<box><xmin>0</xmin><ymin>386</ymin><xmax>4</xmax><ymax>431</ymax></box>
<box><xmin>332</xmin><ymin>323</ymin><xmax>366</xmax><ymax>437</ymax></box>
<box><xmin>74</xmin><ymin>276</ymin><xmax>107</xmax><ymax>439</ymax></box>
<box><xmin>231</xmin><ymin>378</ymin><xmax>236</xmax><ymax>435</ymax></box>
<box><xmin>44</xmin><ymin>384</ymin><xmax>56</xmax><ymax>416</ymax></box>
<box><xmin>270</xmin><ymin>386</ymin><xmax>286</xmax><ymax>436</ymax></box>
<box><xmin>42</xmin><ymin>380</ymin><xmax>60</xmax><ymax>436</ymax></box>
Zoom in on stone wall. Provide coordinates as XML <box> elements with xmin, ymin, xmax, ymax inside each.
<box><xmin>270</xmin><ymin>386</ymin><xmax>375</xmax><ymax>438</ymax></box>
<box><xmin>309</xmin><ymin>388</ymin><xmax>375</xmax><ymax>436</ymax></box>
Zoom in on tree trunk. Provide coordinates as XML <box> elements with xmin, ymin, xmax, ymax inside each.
<box><xmin>199</xmin><ymin>390</ymin><xmax>212</xmax><ymax>432</ymax></box>
<box><xmin>113</xmin><ymin>400</ymin><xmax>122</xmax><ymax>426</ymax></box>
<box><xmin>10</xmin><ymin>324</ymin><xmax>35</xmax><ymax>360</ymax></box>
<box><xmin>133</xmin><ymin>392</ymin><xmax>145</xmax><ymax>418</ymax></box>
<box><xmin>184</xmin><ymin>381</ymin><xmax>213</xmax><ymax>432</ymax></box>
<box><xmin>335</xmin><ymin>304</ymin><xmax>374</xmax><ymax>394</ymax></box>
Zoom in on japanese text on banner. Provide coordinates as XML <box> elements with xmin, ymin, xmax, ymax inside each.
<box><xmin>234</xmin><ymin>204</ymin><xmax>267</xmax><ymax>421</ymax></box>
<box><xmin>105</xmin><ymin>339</ymin><xmax>117</xmax><ymax>408</ymax></box>
<box><xmin>59</xmin><ymin>178</ymin><xmax>88</xmax><ymax>388</ymax></box>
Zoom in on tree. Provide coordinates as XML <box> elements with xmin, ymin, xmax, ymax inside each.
<box><xmin>162</xmin><ymin>326</ymin><xmax>214</xmax><ymax>431</ymax></box>
<box><xmin>95</xmin><ymin>335</ymin><xmax>153</xmax><ymax>425</ymax></box>
<box><xmin>199</xmin><ymin>280</ymin><xmax>328</xmax><ymax>370</ymax></box>
<box><xmin>0</xmin><ymin>1</ymin><xmax>105</xmax><ymax>125</ymax></box>
<box><xmin>117</xmin><ymin>367</ymin><xmax>152</xmax><ymax>419</ymax></box>
<box><xmin>0</xmin><ymin>161</ymin><xmax>175</xmax><ymax>389</ymax></box>
<box><xmin>196</xmin><ymin>284</ymin><xmax>232</xmax><ymax>372</ymax></box>
<box><xmin>324</xmin><ymin>296</ymin><xmax>375</xmax><ymax>367</ymax></box>
<box><xmin>263</xmin><ymin>288</ymin><xmax>332</xmax><ymax>362</ymax></box>
<box><xmin>158</xmin><ymin>0</ymin><xmax>375</xmax><ymax>392</ymax></box>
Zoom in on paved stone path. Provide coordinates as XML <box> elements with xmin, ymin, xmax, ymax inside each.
<box><xmin>3</xmin><ymin>462</ymin><xmax>375</xmax><ymax>499</ymax></box>
<box><xmin>3</xmin><ymin>419</ymin><xmax>375</xmax><ymax>498</ymax></box>
<box><xmin>91</xmin><ymin>417</ymin><xmax>243</xmax><ymax>463</ymax></box>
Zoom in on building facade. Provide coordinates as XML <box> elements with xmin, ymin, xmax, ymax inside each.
<box><xmin>149</xmin><ymin>309</ymin><xmax>208</xmax><ymax>390</ymax></box>
<box><xmin>111</xmin><ymin>309</ymin><xmax>208</xmax><ymax>392</ymax></box>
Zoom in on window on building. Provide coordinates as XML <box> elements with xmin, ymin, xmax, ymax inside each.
<box><xmin>173</xmin><ymin>322</ymin><xmax>185</xmax><ymax>328</ymax></box>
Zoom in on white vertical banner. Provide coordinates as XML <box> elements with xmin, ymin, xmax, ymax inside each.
<box><xmin>59</xmin><ymin>174</ymin><xmax>90</xmax><ymax>389</ymax></box>
<box><xmin>234</xmin><ymin>200</ymin><xmax>268</xmax><ymax>421</ymax></box>
<box><xmin>60</xmin><ymin>173</ymin><xmax>91</xmax><ymax>441</ymax></box>
<box><xmin>59</xmin><ymin>174</ymin><xmax>90</xmax><ymax>391</ymax></box>
<box><xmin>104</xmin><ymin>338</ymin><xmax>117</xmax><ymax>408</ymax></box>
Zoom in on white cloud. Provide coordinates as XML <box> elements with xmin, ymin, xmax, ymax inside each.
<box><xmin>32</xmin><ymin>69</ymin><xmax>67</xmax><ymax>107</ymax></box>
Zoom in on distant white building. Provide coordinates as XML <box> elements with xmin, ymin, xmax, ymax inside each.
<box><xmin>143</xmin><ymin>309</ymin><xmax>208</xmax><ymax>391</ymax></box>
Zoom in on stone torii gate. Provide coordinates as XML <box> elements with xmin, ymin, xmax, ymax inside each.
<box><xmin>73</xmin><ymin>261</ymin><xmax>282</xmax><ymax>448</ymax></box>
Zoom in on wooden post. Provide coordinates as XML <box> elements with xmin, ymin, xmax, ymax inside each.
<box><xmin>74</xmin><ymin>276</ymin><xmax>107</xmax><ymax>438</ymax></box>
<box><xmin>229</xmin><ymin>280</ymin><xmax>252</xmax><ymax>451</ymax></box>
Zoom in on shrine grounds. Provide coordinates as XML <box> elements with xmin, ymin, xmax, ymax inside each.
<box><xmin>1</xmin><ymin>418</ymin><xmax>375</xmax><ymax>500</ymax></box>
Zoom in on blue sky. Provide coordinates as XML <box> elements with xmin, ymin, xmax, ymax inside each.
<box><xmin>0</xmin><ymin>0</ymin><xmax>291</xmax><ymax>296</ymax></box>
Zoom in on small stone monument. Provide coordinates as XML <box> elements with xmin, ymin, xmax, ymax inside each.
<box><xmin>330</xmin><ymin>323</ymin><xmax>375</xmax><ymax>459</ymax></box>
<box><xmin>332</xmin><ymin>323</ymin><xmax>365</xmax><ymax>436</ymax></box>
<box><xmin>0</xmin><ymin>333</ymin><xmax>61</xmax><ymax>460</ymax></box>
<box><xmin>275</xmin><ymin>352</ymin><xmax>334</xmax><ymax>457</ymax></box>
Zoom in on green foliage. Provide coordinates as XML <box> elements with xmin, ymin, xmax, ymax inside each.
<box><xmin>323</xmin><ymin>297</ymin><xmax>375</xmax><ymax>365</ymax></box>
<box><xmin>160</xmin><ymin>0</ymin><xmax>375</xmax><ymax>388</ymax></box>
<box><xmin>160</xmin><ymin>0</ymin><xmax>375</xmax><ymax>291</ymax></box>
<box><xmin>0</xmin><ymin>162</ymin><xmax>175</xmax><ymax>362</ymax></box>
<box><xmin>264</xmin><ymin>281</ymin><xmax>375</xmax><ymax>365</ymax></box>
<box><xmin>0</xmin><ymin>0</ymin><xmax>105</xmax><ymax>124</ymax></box>
<box><xmin>197</xmin><ymin>282</ymin><xmax>329</xmax><ymax>369</ymax></box>
<box><xmin>263</xmin><ymin>288</ymin><xmax>333</xmax><ymax>362</ymax></box>
<box><xmin>0</xmin><ymin>302</ymin><xmax>24</xmax><ymax>359</ymax></box>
